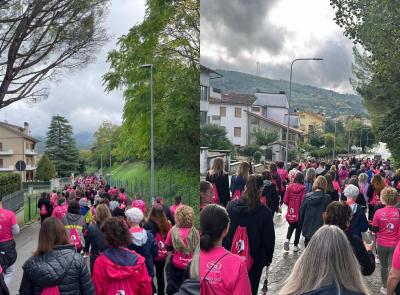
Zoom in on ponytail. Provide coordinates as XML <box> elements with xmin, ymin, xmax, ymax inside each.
<box><xmin>200</xmin><ymin>204</ymin><xmax>230</xmax><ymax>252</ymax></box>
<box><xmin>241</xmin><ymin>174</ymin><xmax>263</xmax><ymax>210</ymax></box>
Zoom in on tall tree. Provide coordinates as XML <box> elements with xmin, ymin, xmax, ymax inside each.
<box><xmin>0</xmin><ymin>0</ymin><xmax>109</xmax><ymax>108</ymax></box>
<box><xmin>45</xmin><ymin>115</ymin><xmax>79</xmax><ymax>177</ymax></box>
<box><xmin>104</xmin><ymin>0</ymin><xmax>199</xmax><ymax>170</ymax></box>
<box><xmin>35</xmin><ymin>155</ymin><xmax>56</xmax><ymax>181</ymax></box>
<box><xmin>90</xmin><ymin>121</ymin><xmax>121</xmax><ymax>168</ymax></box>
<box><xmin>200</xmin><ymin>124</ymin><xmax>233</xmax><ymax>150</ymax></box>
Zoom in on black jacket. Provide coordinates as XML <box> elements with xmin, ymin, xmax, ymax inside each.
<box><xmin>206</xmin><ymin>172</ymin><xmax>230</xmax><ymax>207</ymax></box>
<box><xmin>128</xmin><ymin>229</ymin><xmax>158</xmax><ymax>277</ymax></box>
<box><xmin>19</xmin><ymin>244</ymin><xmax>94</xmax><ymax>295</ymax></box>
<box><xmin>37</xmin><ymin>198</ymin><xmax>52</xmax><ymax>217</ymax></box>
<box><xmin>230</xmin><ymin>175</ymin><xmax>245</xmax><ymax>195</ymax></box>
<box><xmin>261</xmin><ymin>180</ymin><xmax>279</xmax><ymax>213</ymax></box>
<box><xmin>299</xmin><ymin>191</ymin><xmax>331</xmax><ymax>239</ymax></box>
<box><xmin>348</xmin><ymin>204</ymin><xmax>369</xmax><ymax>240</ymax></box>
<box><xmin>223</xmin><ymin>199</ymin><xmax>275</xmax><ymax>267</ymax></box>
<box><xmin>303</xmin><ymin>285</ymin><xmax>365</xmax><ymax>295</ymax></box>
<box><xmin>83</xmin><ymin>223</ymin><xmax>107</xmax><ymax>258</ymax></box>
<box><xmin>174</xmin><ymin>279</ymin><xmax>199</xmax><ymax>295</ymax></box>
<box><xmin>348</xmin><ymin>234</ymin><xmax>375</xmax><ymax>276</ymax></box>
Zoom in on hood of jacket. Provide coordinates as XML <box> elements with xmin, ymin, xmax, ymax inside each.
<box><xmin>228</xmin><ymin>199</ymin><xmax>263</xmax><ymax>215</ymax></box>
<box><xmin>100</xmin><ymin>248</ymin><xmax>144</xmax><ymax>279</ymax></box>
<box><xmin>288</xmin><ymin>183</ymin><xmax>306</xmax><ymax>194</ymax></box>
<box><xmin>175</xmin><ymin>279</ymin><xmax>200</xmax><ymax>295</ymax></box>
<box><xmin>305</xmin><ymin>191</ymin><xmax>329</xmax><ymax>206</ymax></box>
<box><xmin>131</xmin><ymin>228</ymin><xmax>148</xmax><ymax>246</ymax></box>
<box><xmin>22</xmin><ymin>245</ymin><xmax>79</xmax><ymax>287</ymax></box>
<box><xmin>303</xmin><ymin>285</ymin><xmax>363</xmax><ymax>295</ymax></box>
<box><xmin>63</xmin><ymin>212</ymin><xmax>82</xmax><ymax>224</ymax></box>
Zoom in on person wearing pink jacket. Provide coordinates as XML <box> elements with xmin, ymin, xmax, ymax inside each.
<box><xmin>200</xmin><ymin>204</ymin><xmax>251</xmax><ymax>295</ymax></box>
<box><xmin>283</xmin><ymin>172</ymin><xmax>306</xmax><ymax>252</ymax></box>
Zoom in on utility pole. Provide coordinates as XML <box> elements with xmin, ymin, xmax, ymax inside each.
<box><xmin>256</xmin><ymin>61</ymin><xmax>260</xmax><ymax>76</ymax></box>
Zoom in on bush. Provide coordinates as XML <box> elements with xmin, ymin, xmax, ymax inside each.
<box><xmin>0</xmin><ymin>173</ymin><xmax>21</xmax><ymax>195</ymax></box>
<box><xmin>239</xmin><ymin>145</ymin><xmax>260</xmax><ymax>157</ymax></box>
<box><xmin>36</xmin><ymin>155</ymin><xmax>56</xmax><ymax>181</ymax></box>
<box><xmin>253</xmin><ymin>151</ymin><xmax>262</xmax><ymax>163</ymax></box>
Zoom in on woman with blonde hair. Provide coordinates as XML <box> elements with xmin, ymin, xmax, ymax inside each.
<box><xmin>358</xmin><ymin>173</ymin><xmax>369</xmax><ymax>203</ymax></box>
<box><xmin>230</xmin><ymin>161</ymin><xmax>251</xmax><ymax>199</ymax></box>
<box><xmin>299</xmin><ymin>176</ymin><xmax>331</xmax><ymax>247</ymax></box>
<box><xmin>371</xmin><ymin>187</ymin><xmax>400</xmax><ymax>294</ymax></box>
<box><xmin>367</xmin><ymin>174</ymin><xmax>386</xmax><ymax>221</ymax></box>
<box><xmin>304</xmin><ymin>168</ymin><xmax>316</xmax><ymax>194</ymax></box>
<box><xmin>206</xmin><ymin>157</ymin><xmax>230</xmax><ymax>207</ymax></box>
<box><xmin>278</xmin><ymin>225</ymin><xmax>370</xmax><ymax>295</ymax></box>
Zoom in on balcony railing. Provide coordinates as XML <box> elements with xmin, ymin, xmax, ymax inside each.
<box><xmin>26</xmin><ymin>165</ymin><xmax>37</xmax><ymax>170</ymax></box>
<box><xmin>25</xmin><ymin>149</ymin><xmax>38</xmax><ymax>155</ymax></box>
<box><xmin>0</xmin><ymin>149</ymin><xmax>13</xmax><ymax>155</ymax></box>
<box><xmin>0</xmin><ymin>166</ymin><xmax>15</xmax><ymax>171</ymax></box>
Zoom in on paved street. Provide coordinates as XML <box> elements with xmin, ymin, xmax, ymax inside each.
<box><xmin>7</xmin><ymin>210</ymin><xmax>385</xmax><ymax>295</ymax></box>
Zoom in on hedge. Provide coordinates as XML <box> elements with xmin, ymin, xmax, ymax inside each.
<box><xmin>0</xmin><ymin>173</ymin><xmax>21</xmax><ymax>196</ymax></box>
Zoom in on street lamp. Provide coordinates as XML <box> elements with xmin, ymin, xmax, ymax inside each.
<box><xmin>140</xmin><ymin>64</ymin><xmax>155</xmax><ymax>204</ymax></box>
<box><xmin>285</xmin><ymin>58</ymin><xmax>323</xmax><ymax>168</ymax></box>
<box><xmin>106</xmin><ymin>139</ymin><xmax>112</xmax><ymax>186</ymax></box>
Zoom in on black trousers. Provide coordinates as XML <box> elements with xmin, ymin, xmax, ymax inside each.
<box><xmin>166</xmin><ymin>261</ymin><xmax>185</xmax><ymax>295</ymax></box>
<box><xmin>155</xmin><ymin>260</ymin><xmax>166</xmax><ymax>295</ymax></box>
<box><xmin>249</xmin><ymin>263</ymin><xmax>264</xmax><ymax>295</ymax></box>
<box><xmin>286</xmin><ymin>222</ymin><xmax>301</xmax><ymax>246</ymax></box>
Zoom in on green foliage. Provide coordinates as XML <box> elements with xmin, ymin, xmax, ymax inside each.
<box><xmin>45</xmin><ymin>115</ymin><xmax>80</xmax><ymax>177</ymax></box>
<box><xmin>309</xmin><ymin>125</ymin><xmax>325</xmax><ymax>147</ymax></box>
<box><xmin>200</xmin><ymin>124</ymin><xmax>233</xmax><ymax>150</ymax></box>
<box><xmin>254</xmin><ymin>129</ymin><xmax>279</xmax><ymax>146</ymax></box>
<box><xmin>0</xmin><ymin>173</ymin><xmax>21</xmax><ymax>195</ymax></box>
<box><xmin>288</xmin><ymin>149</ymin><xmax>299</xmax><ymax>162</ymax></box>
<box><xmin>104</xmin><ymin>0</ymin><xmax>199</xmax><ymax>171</ymax></box>
<box><xmin>253</xmin><ymin>151</ymin><xmax>262</xmax><ymax>163</ymax></box>
<box><xmin>309</xmin><ymin>147</ymin><xmax>348</xmax><ymax>159</ymax></box>
<box><xmin>239</xmin><ymin>145</ymin><xmax>260</xmax><ymax>157</ymax></box>
<box><xmin>330</xmin><ymin>0</ymin><xmax>400</xmax><ymax>161</ymax></box>
<box><xmin>324</xmin><ymin>133</ymin><xmax>335</xmax><ymax>148</ymax></box>
<box><xmin>325</xmin><ymin>119</ymin><xmax>344</xmax><ymax>134</ymax></box>
<box><xmin>210</xmin><ymin>69</ymin><xmax>367</xmax><ymax>117</ymax></box>
<box><xmin>36</xmin><ymin>155</ymin><xmax>56</xmax><ymax>181</ymax></box>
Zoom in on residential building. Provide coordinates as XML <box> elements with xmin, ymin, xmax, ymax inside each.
<box><xmin>200</xmin><ymin>64</ymin><xmax>222</xmax><ymax>126</ymax></box>
<box><xmin>295</xmin><ymin>111</ymin><xmax>326</xmax><ymax>143</ymax></box>
<box><xmin>0</xmin><ymin>122</ymin><xmax>39</xmax><ymax>181</ymax></box>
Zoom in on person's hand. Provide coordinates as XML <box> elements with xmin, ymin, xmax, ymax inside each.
<box><xmin>364</xmin><ymin>241</ymin><xmax>373</xmax><ymax>252</ymax></box>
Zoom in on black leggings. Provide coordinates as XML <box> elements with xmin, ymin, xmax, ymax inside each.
<box><xmin>154</xmin><ymin>260</ymin><xmax>166</xmax><ymax>295</ymax></box>
<box><xmin>286</xmin><ymin>222</ymin><xmax>301</xmax><ymax>246</ymax></box>
<box><xmin>166</xmin><ymin>261</ymin><xmax>185</xmax><ymax>295</ymax></box>
<box><xmin>249</xmin><ymin>263</ymin><xmax>264</xmax><ymax>295</ymax></box>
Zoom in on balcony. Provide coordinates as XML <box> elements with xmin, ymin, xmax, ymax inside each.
<box><xmin>0</xmin><ymin>166</ymin><xmax>15</xmax><ymax>172</ymax></box>
<box><xmin>0</xmin><ymin>149</ymin><xmax>13</xmax><ymax>156</ymax></box>
<box><xmin>26</xmin><ymin>165</ymin><xmax>37</xmax><ymax>171</ymax></box>
<box><xmin>25</xmin><ymin>149</ymin><xmax>38</xmax><ymax>156</ymax></box>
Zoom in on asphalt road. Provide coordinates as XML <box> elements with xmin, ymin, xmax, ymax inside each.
<box><xmin>8</xmin><ymin>209</ymin><xmax>385</xmax><ymax>295</ymax></box>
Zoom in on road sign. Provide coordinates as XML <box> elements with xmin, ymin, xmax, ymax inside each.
<box><xmin>15</xmin><ymin>160</ymin><xmax>26</xmax><ymax>171</ymax></box>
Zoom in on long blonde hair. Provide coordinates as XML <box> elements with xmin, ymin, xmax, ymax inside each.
<box><xmin>279</xmin><ymin>225</ymin><xmax>370</xmax><ymax>295</ymax></box>
<box><xmin>210</xmin><ymin>157</ymin><xmax>225</xmax><ymax>176</ymax></box>
<box><xmin>236</xmin><ymin>161</ymin><xmax>250</xmax><ymax>182</ymax></box>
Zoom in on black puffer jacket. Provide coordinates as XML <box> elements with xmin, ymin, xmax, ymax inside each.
<box><xmin>19</xmin><ymin>244</ymin><xmax>94</xmax><ymax>295</ymax></box>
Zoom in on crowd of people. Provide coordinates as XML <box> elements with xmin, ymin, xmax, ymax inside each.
<box><xmin>0</xmin><ymin>175</ymin><xmax>199</xmax><ymax>295</ymax></box>
<box><xmin>201</xmin><ymin>156</ymin><xmax>400</xmax><ymax>295</ymax></box>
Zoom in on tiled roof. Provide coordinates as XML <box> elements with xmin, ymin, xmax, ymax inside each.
<box><xmin>246</xmin><ymin>111</ymin><xmax>303</xmax><ymax>134</ymax></box>
<box><xmin>209</xmin><ymin>92</ymin><xmax>256</xmax><ymax>105</ymax></box>
<box><xmin>0</xmin><ymin>122</ymin><xmax>39</xmax><ymax>142</ymax></box>
<box><xmin>254</xmin><ymin>92</ymin><xmax>288</xmax><ymax>108</ymax></box>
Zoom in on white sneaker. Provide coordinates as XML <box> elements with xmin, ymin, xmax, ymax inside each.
<box><xmin>293</xmin><ymin>246</ymin><xmax>300</xmax><ymax>252</ymax></box>
<box><xmin>284</xmin><ymin>241</ymin><xmax>289</xmax><ymax>251</ymax></box>
<box><xmin>375</xmin><ymin>256</ymin><xmax>380</xmax><ymax>264</ymax></box>
<box><xmin>380</xmin><ymin>287</ymin><xmax>387</xmax><ymax>294</ymax></box>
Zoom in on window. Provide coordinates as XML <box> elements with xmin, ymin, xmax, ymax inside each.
<box><xmin>211</xmin><ymin>115</ymin><xmax>221</xmax><ymax>121</ymax></box>
<box><xmin>0</xmin><ymin>159</ymin><xmax>3</xmax><ymax>168</ymax></box>
<box><xmin>234</xmin><ymin>127</ymin><xmax>241</xmax><ymax>137</ymax></box>
<box><xmin>220</xmin><ymin>107</ymin><xmax>226</xmax><ymax>117</ymax></box>
<box><xmin>251</xmin><ymin>106</ymin><xmax>260</xmax><ymax>112</ymax></box>
<box><xmin>200</xmin><ymin>111</ymin><xmax>207</xmax><ymax>126</ymax></box>
<box><xmin>200</xmin><ymin>85</ymin><xmax>208</xmax><ymax>101</ymax></box>
<box><xmin>0</xmin><ymin>143</ymin><xmax>3</xmax><ymax>151</ymax></box>
<box><xmin>235</xmin><ymin>107</ymin><xmax>242</xmax><ymax>118</ymax></box>
<box><xmin>26</xmin><ymin>142</ymin><xmax>29</xmax><ymax>149</ymax></box>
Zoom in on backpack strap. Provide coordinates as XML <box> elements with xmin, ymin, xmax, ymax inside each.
<box><xmin>202</xmin><ymin>252</ymin><xmax>229</xmax><ymax>295</ymax></box>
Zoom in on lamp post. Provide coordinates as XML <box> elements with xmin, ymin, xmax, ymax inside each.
<box><xmin>333</xmin><ymin>118</ymin><xmax>337</xmax><ymax>160</ymax></box>
<box><xmin>285</xmin><ymin>58</ymin><xmax>323</xmax><ymax>168</ymax></box>
<box><xmin>140</xmin><ymin>64</ymin><xmax>155</xmax><ymax>204</ymax></box>
<box><xmin>107</xmin><ymin>139</ymin><xmax>112</xmax><ymax>186</ymax></box>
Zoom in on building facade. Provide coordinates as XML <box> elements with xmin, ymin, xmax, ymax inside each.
<box><xmin>0</xmin><ymin>122</ymin><xmax>39</xmax><ymax>181</ymax></box>
<box><xmin>295</xmin><ymin>112</ymin><xmax>326</xmax><ymax>143</ymax></box>
<box><xmin>200</xmin><ymin>65</ymin><xmax>222</xmax><ymax>126</ymax></box>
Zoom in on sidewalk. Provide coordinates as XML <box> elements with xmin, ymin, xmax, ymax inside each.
<box><xmin>9</xmin><ymin>222</ymin><xmax>40</xmax><ymax>294</ymax></box>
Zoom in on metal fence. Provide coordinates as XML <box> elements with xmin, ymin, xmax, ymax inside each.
<box><xmin>24</xmin><ymin>193</ymin><xmax>40</xmax><ymax>223</ymax></box>
<box><xmin>3</xmin><ymin>191</ymin><xmax>24</xmax><ymax>213</ymax></box>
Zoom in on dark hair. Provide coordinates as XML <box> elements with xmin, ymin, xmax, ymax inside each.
<box><xmin>102</xmin><ymin>217</ymin><xmax>132</xmax><ymax>248</ymax></box>
<box><xmin>324</xmin><ymin>173</ymin><xmax>335</xmax><ymax>193</ymax></box>
<box><xmin>261</xmin><ymin>170</ymin><xmax>272</xmax><ymax>180</ymax></box>
<box><xmin>277</xmin><ymin>161</ymin><xmax>285</xmax><ymax>169</ymax></box>
<box><xmin>174</xmin><ymin>196</ymin><xmax>182</xmax><ymax>205</ymax></box>
<box><xmin>323</xmin><ymin>201</ymin><xmax>352</xmax><ymax>231</ymax></box>
<box><xmin>269</xmin><ymin>163</ymin><xmax>277</xmax><ymax>173</ymax></box>
<box><xmin>148</xmin><ymin>204</ymin><xmax>170</xmax><ymax>237</ymax></box>
<box><xmin>34</xmin><ymin>217</ymin><xmax>70</xmax><ymax>256</ymax></box>
<box><xmin>200</xmin><ymin>204</ymin><xmax>230</xmax><ymax>251</ymax></box>
<box><xmin>294</xmin><ymin>172</ymin><xmax>304</xmax><ymax>184</ymax></box>
<box><xmin>241</xmin><ymin>174</ymin><xmax>263</xmax><ymax>210</ymax></box>
<box><xmin>68</xmin><ymin>200</ymin><xmax>81</xmax><ymax>214</ymax></box>
<box><xmin>348</xmin><ymin>177</ymin><xmax>359</xmax><ymax>188</ymax></box>
<box><xmin>120</xmin><ymin>188</ymin><xmax>125</xmax><ymax>193</ymax></box>
<box><xmin>41</xmin><ymin>192</ymin><xmax>47</xmax><ymax>198</ymax></box>
<box><xmin>200</xmin><ymin>181</ymin><xmax>212</xmax><ymax>193</ymax></box>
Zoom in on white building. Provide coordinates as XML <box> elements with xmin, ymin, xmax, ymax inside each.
<box><xmin>200</xmin><ymin>65</ymin><xmax>222</xmax><ymax>126</ymax></box>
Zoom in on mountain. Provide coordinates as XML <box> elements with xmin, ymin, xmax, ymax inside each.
<box><xmin>210</xmin><ymin>69</ymin><xmax>368</xmax><ymax>117</ymax></box>
<box><xmin>33</xmin><ymin>132</ymin><xmax>93</xmax><ymax>154</ymax></box>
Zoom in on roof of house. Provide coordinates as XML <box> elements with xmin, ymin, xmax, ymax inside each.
<box><xmin>209</xmin><ymin>92</ymin><xmax>256</xmax><ymax>106</ymax></box>
<box><xmin>254</xmin><ymin>92</ymin><xmax>288</xmax><ymax>108</ymax></box>
<box><xmin>246</xmin><ymin>111</ymin><xmax>303</xmax><ymax>134</ymax></box>
<box><xmin>294</xmin><ymin>111</ymin><xmax>326</xmax><ymax>121</ymax></box>
<box><xmin>200</xmin><ymin>64</ymin><xmax>223</xmax><ymax>77</ymax></box>
<box><xmin>0</xmin><ymin>122</ymin><xmax>39</xmax><ymax>142</ymax></box>
<box><xmin>284</xmin><ymin>114</ymin><xmax>300</xmax><ymax>128</ymax></box>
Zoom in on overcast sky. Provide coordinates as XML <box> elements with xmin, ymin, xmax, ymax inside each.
<box><xmin>0</xmin><ymin>0</ymin><xmax>146</xmax><ymax>136</ymax></box>
<box><xmin>201</xmin><ymin>0</ymin><xmax>355</xmax><ymax>94</ymax></box>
